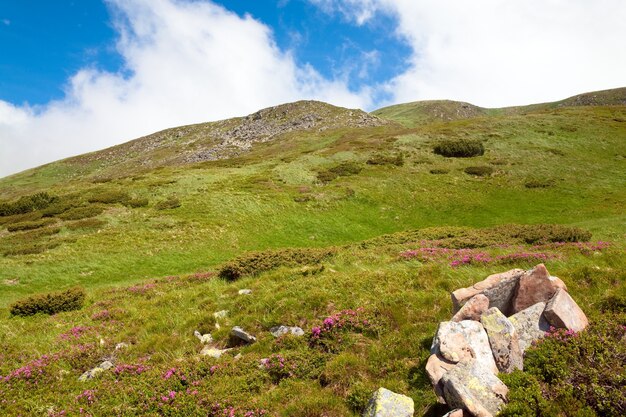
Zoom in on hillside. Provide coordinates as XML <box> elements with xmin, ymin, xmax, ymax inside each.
<box><xmin>0</xmin><ymin>88</ymin><xmax>625</xmax><ymax>416</ymax></box>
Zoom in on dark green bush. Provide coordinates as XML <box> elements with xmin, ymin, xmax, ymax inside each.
<box><xmin>65</xmin><ymin>218</ymin><xmax>107</xmax><ymax>230</ymax></box>
<box><xmin>155</xmin><ymin>197</ymin><xmax>181</xmax><ymax>210</ymax></box>
<box><xmin>317</xmin><ymin>162</ymin><xmax>362</xmax><ymax>183</ymax></box>
<box><xmin>10</xmin><ymin>287</ymin><xmax>86</xmax><ymax>316</ymax></box>
<box><xmin>433</xmin><ymin>139</ymin><xmax>484</xmax><ymax>158</ymax></box>
<box><xmin>600</xmin><ymin>294</ymin><xmax>626</xmax><ymax>313</ymax></box>
<box><xmin>524</xmin><ymin>178</ymin><xmax>555</xmax><ymax>189</ymax></box>
<box><xmin>218</xmin><ymin>247</ymin><xmax>337</xmax><ymax>280</ymax></box>
<box><xmin>6</xmin><ymin>218</ymin><xmax>55</xmax><ymax>232</ymax></box>
<box><xmin>88</xmin><ymin>190</ymin><xmax>131</xmax><ymax>205</ymax></box>
<box><xmin>41</xmin><ymin>200</ymin><xmax>78</xmax><ymax>217</ymax></box>
<box><xmin>124</xmin><ymin>197</ymin><xmax>149</xmax><ymax>208</ymax></box>
<box><xmin>58</xmin><ymin>205</ymin><xmax>105</xmax><ymax>221</ymax></box>
<box><xmin>502</xmin><ymin>315</ymin><xmax>626</xmax><ymax>416</ymax></box>
<box><xmin>366</xmin><ymin>154</ymin><xmax>404</xmax><ymax>166</ymax></box>
<box><xmin>0</xmin><ymin>192</ymin><xmax>56</xmax><ymax>216</ymax></box>
<box><xmin>464</xmin><ymin>166</ymin><xmax>493</xmax><ymax>176</ymax></box>
<box><xmin>429</xmin><ymin>168</ymin><xmax>449</xmax><ymax>175</ymax></box>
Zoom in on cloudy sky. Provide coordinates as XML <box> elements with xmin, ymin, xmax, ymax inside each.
<box><xmin>1</xmin><ymin>0</ymin><xmax>625</xmax><ymax>177</ymax></box>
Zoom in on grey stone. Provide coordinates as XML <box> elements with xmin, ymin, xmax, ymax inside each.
<box><xmin>229</xmin><ymin>326</ymin><xmax>257</xmax><ymax>345</ymax></box>
<box><xmin>363</xmin><ymin>387</ymin><xmax>414</xmax><ymax>417</ymax></box>
<box><xmin>200</xmin><ymin>346</ymin><xmax>232</xmax><ymax>358</ymax></box>
<box><xmin>442</xmin><ymin>360</ymin><xmax>508</xmax><ymax>417</ymax></box>
<box><xmin>431</xmin><ymin>321</ymin><xmax>498</xmax><ymax>374</ymax></box>
<box><xmin>238</xmin><ymin>289</ymin><xmax>252</xmax><ymax>295</ymax></box>
<box><xmin>78</xmin><ymin>360</ymin><xmax>114</xmax><ymax>381</ymax></box>
<box><xmin>115</xmin><ymin>342</ymin><xmax>129</xmax><ymax>351</ymax></box>
<box><xmin>213</xmin><ymin>310</ymin><xmax>229</xmax><ymax>319</ymax></box>
<box><xmin>194</xmin><ymin>330</ymin><xmax>213</xmax><ymax>344</ymax></box>
<box><xmin>452</xmin><ymin>294</ymin><xmax>489</xmax><ymax>322</ymax></box>
<box><xmin>544</xmin><ymin>288</ymin><xmax>589</xmax><ymax>332</ymax></box>
<box><xmin>270</xmin><ymin>325</ymin><xmax>305</xmax><ymax>337</ymax></box>
<box><xmin>509</xmin><ymin>302</ymin><xmax>550</xmax><ymax>353</ymax></box>
<box><xmin>451</xmin><ymin>269</ymin><xmax>524</xmax><ymax>316</ymax></box>
<box><xmin>480</xmin><ymin>307</ymin><xmax>523</xmax><ymax>373</ymax></box>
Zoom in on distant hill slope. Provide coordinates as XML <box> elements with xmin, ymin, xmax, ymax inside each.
<box><xmin>374</xmin><ymin>87</ymin><xmax>626</xmax><ymax>127</ymax></box>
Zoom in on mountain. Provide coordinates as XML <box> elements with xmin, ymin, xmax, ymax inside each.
<box><xmin>0</xmin><ymin>88</ymin><xmax>624</xmax><ymax>416</ymax></box>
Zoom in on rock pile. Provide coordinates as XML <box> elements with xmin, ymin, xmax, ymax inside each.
<box><xmin>427</xmin><ymin>264</ymin><xmax>589</xmax><ymax>417</ymax></box>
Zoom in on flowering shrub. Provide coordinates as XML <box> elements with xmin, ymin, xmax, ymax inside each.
<box><xmin>261</xmin><ymin>354</ymin><xmax>296</xmax><ymax>382</ymax></box>
<box><xmin>127</xmin><ymin>283</ymin><xmax>157</xmax><ymax>294</ymax></box>
<box><xmin>75</xmin><ymin>389</ymin><xmax>96</xmax><ymax>405</ymax></box>
<box><xmin>59</xmin><ymin>326</ymin><xmax>93</xmax><ymax>341</ymax></box>
<box><xmin>310</xmin><ymin>308</ymin><xmax>373</xmax><ymax>352</ymax></box>
<box><xmin>400</xmin><ymin>247</ymin><xmax>557</xmax><ymax>268</ymax></box>
<box><xmin>113</xmin><ymin>363</ymin><xmax>149</xmax><ymax>377</ymax></box>
<box><xmin>208</xmin><ymin>403</ymin><xmax>268</xmax><ymax>417</ymax></box>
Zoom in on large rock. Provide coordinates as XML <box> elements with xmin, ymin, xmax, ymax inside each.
<box><xmin>425</xmin><ymin>354</ymin><xmax>456</xmax><ymax>403</ymax></box>
<box><xmin>229</xmin><ymin>326</ymin><xmax>257</xmax><ymax>346</ymax></box>
<box><xmin>508</xmin><ymin>302</ymin><xmax>550</xmax><ymax>353</ymax></box>
<box><xmin>363</xmin><ymin>387</ymin><xmax>414</xmax><ymax>417</ymax></box>
<box><xmin>480</xmin><ymin>307</ymin><xmax>523</xmax><ymax>373</ymax></box>
<box><xmin>544</xmin><ymin>288</ymin><xmax>589</xmax><ymax>332</ymax></box>
<box><xmin>431</xmin><ymin>321</ymin><xmax>498</xmax><ymax>374</ymax></box>
<box><xmin>451</xmin><ymin>269</ymin><xmax>524</xmax><ymax>316</ymax></box>
<box><xmin>452</xmin><ymin>294</ymin><xmax>490</xmax><ymax>322</ymax></box>
<box><xmin>270</xmin><ymin>325</ymin><xmax>305</xmax><ymax>338</ymax></box>
<box><xmin>512</xmin><ymin>264</ymin><xmax>567</xmax><ymax>313</ymax></box>
<box><xmin>441</xmin><ymin>360</ymin><xmax>508</xmax><ymax>417</ymax></box>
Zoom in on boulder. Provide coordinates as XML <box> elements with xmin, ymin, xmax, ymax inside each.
<box><xmin>363</xmin><ymin>387</ymin><xmax>414</xmax><ymax>417</ymax></box>
<box><xmin>229</xmin><ymin>326</ymin><xmax>257</xmax><ymax>346</ymax></box>
<box><xmin>544</xmin><ymin>288</ymin><xmax>589</xmax><ymax>332</ymax></box>
<box><xmin>452</xmin><ymin>294</ymin><xmax>489</xmax><ymax>322</ymax></box>
<box><xmin>270</xmin><ymin>325</ymin><xmax>305</xmax><ymax>338</ymax></box>
<box><xmin>426</xmin><ymin>354</ymin><xmax>456</xmax><ymax>403</ymax></box>
<box><xmin>480</xmin><ymin>308</ymin><xmax>523</xmax><ymax>373</ymax></box>
<box><xmin>508</xmin><ymin>302</ymin><xmax>550</xmax><ymax>353</ymax></box>
<box><xmin>451</xmin><ymin>269</ymin><xmax>524</xmax><ymax>316</ymax></box>
<box><xmin>512</xmin><ymin>264</ymin><xmax>567</xmax><ymax>313</ymax></box>
<box><xmin>441</xmin><ymin>360</ymin><xmax>508</xmax><ymax>417</ymax></box>
<box><xmin>431</xmin><ymin>321</ymin><xmax>498</xmax><ymax>374</ymax></box>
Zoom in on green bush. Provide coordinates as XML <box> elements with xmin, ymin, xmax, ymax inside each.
<box><xmin>464</xmin><ymin>166</ymin><xmax>494</xmax><ymax>176</ymax></box>
<box><xmin>9</xmin><ymin>287</ymin><xmax>86</xmax><ymax>316</ymax></box>
<box><xmin>88</xmin><ymin>190</ymin><xmax>131</xmax><ymax>205</ymax></box>
<box><xmin>124</xmin><ymin>197</ymin><xmax>149</xmax><ymax>208</ymax></box>
<box><xmin>317</xmin><ymin>162</ymin><xmax>362</xmax><ymax>183</ymax></box>
<box><xmin>58</xmin><ymin>205</ymin><xmax>105</xmax><ymax>220</ymax></box>
<box><xmin>41</xmin><ymin>200</ymin><xmax>78</xmax><ymax>217</ymax></box>
<box><xmin>524</xmin><ymin>178</ymin><xmax>555</xmax><ymax>189</ymax></box>
<box><xmin>218</xmin><ymin>247</ymin><xmax>337</xmax><ymax>280</ymax></box>
<box><xmin>502</xmin><ymin>315</ymin><xmax>626</xmax><ymax>416</ymax></box>
<box><xmin>429</xmin><ymin>168</ymin><xmax>449</xmax><ymax>175</ymax></box>
<box><xmin>65</xmin><ymin>218</ymin><xmax>107</xmax><ymax>230</ymax></box>
<box><xmin>155</xmin><ymin>197</ymin><xmax>181</xmax><ymax>210</ymax></box>
<box><xmin>366</xmin><ymin>154</ymin><xmax>404</xmax><ymax>166</ymax></box>
<box><xmin>433</xmin><ymin>139</ymin><xmax>484</xmax><ymax>158</ymax></box>
<box><xmin>0</xmin><ymin>192</ymin><xmax>56</xmax><ymax>216</ymax></box>
<box><xmin>6</xmin><ymin>218</ymin><xmax>55</xmax><ymax>232</ymax></box>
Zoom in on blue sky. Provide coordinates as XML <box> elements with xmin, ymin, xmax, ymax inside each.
<box><xmin>1</xmin><ymin>0</ymin><xmax>625</xmax><ymax>177</ymax></box>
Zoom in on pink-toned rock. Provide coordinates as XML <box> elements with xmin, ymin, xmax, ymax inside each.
<box><xmin>431</xmin><ymin>321</ymin><xmax>498</xmax><ymax>374</ymax></box>
<box><xmin>442</xmin><ymin>409</ymin><xmax>464</xmax><ymax>417</ymax></box>
<box><xmin>426</xmin><ymin>354</ymin><xmax>456</xmax><ymax>403</ymax></box>
<box><xmin>512</xmin><ymin>264</ymin><xmax>567</xmax><ymax>314</ymax></box>
<box><xmin>451</xmin><ymin>269</ymin><xmax>524</xmax><ymax>316</ymax></box>
<box><xmin>544</xmin><ymin>288</ymin><xmax>589</xmax><ymax>332</ymax></box>
<box><xmin>452</xmin><ymin>294</ymin><xmax>489</xmax><ymax>322</ymax></box>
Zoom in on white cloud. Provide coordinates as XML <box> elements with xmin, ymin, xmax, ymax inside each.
<box><xmin>0</xmin><ymin>0</ymin><xmax>371</xmax><ymax>177</ymax></box>
<box><xmin>312</xmin><ymin>0</ymin><xmax>626</xmax><ymax>108</ymax></box>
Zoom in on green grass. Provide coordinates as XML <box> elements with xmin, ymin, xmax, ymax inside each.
<box><xmin>0</xmin><ymin>91</ymin><xmax>624</xmax><ymax>415</ymax></box>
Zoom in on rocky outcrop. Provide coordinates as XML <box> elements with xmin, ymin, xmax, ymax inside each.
<box><xmin>429</xmin><ymin>264</ymin><xmax>589</xmax><ymax>417</ymax></box>
<box><xmin>363</xmin><ymin>387</ymin><xmax>414</xmax><ymax>417</ymax></box>
<box><xmin>270</xmin><ymin>325</ymin><xmax>305</xmax><ymax>338</ymax></box>
<box><xmin>78</xmin><ymin>360</ymin><xmax>114</xmax><ymax>381</ymax></box>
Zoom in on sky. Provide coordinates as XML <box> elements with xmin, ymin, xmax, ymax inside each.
<box><xmin>0</xmin><ymin>0</ymin><xmax>625</xmax><ymax>177</ymax></box>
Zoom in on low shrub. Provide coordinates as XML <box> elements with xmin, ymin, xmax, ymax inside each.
<box><xmin>3</xmin><ymin>243</ymin><xmax>48</xmax><ymax>256</ymax></box>
<box><xmin>155</xmin><ymin>197</ymin><xmax>181</xmax><ymax>210</ymax></box>
<box><xmin>429</xmin><ymin>168</ymin><xmax>449</xmax><ymax>175</ymax></box>
<box><xmin>65</xmin><ymin>218</ymin><xmax>107</xmax><ymax>230</ymax></box>
<box><xmin>464</xmin><ymin>166</ymin><xmax>493</xmax><ymax>176</ymax></box>
<box><xmin>41</xmin><ymin>200</ymin><xmax>78</xmax><ymax>217</ymax></box>
<box><xmin>58</xmin><ymin>205</ymin><xmax>105</xmax><ymax>220</ymax></box>
<box><xmin>501</xmin><ymin>315</ymin><xmax>626</xmax><ymax>416</ymax></box>
<box><xmin>433</xmin><ymin>139</ymin><xmax>484</xmax><ymax>158</ymax></box>
<box><xmin>317</xmin><ymin>162</ymin><xmax>362</xmax><ymax>183</ymax></box>
<box><xmin>88</xmin><ymin>190</ymin><xmax>131</xmax><ymax>205</ymax></box>
<box><xmin>6</xmin><ymin>218</ymin><xmax>55</xmax><ymax>232</ymax></box>
<box><xmin>0</xmin><ymin>192</ymin><xmax>56</xmax><ymax>216</ymax></box>
<box><xmin>9</xmin><ymin>287</ymin><xmax>86</xmax><ymax>316</ymax></box>
<box><xmin>218</xmin><ymin>247</ymin><xmax>337</xmax><ymax>280</ymax></box>
<box><xmin>366</xmin><ymin>154</ymin><xmax>404</xmax><ymax>166</ymax></box>
<box><xmin>524</xmin><ymin>178</ymin><xmax>555</xmax><ymax>189</ymax></box>
<box><xmin>124</xmin><ymin>197</ymin><xmax>149</xmax><ymax>208</ymax></box>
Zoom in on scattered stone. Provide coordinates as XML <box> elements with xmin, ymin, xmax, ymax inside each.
<box><xmin>229</xmin><ymin>326</ymin><xmax>257</xmax><ymax>346</ymax></box>
<box><xmin>451</xmin><ymin>269</ymin><xmax>524</xmax><ymax>315</ymax></box>
<box><xmin>194</xmin><ymin>330</ymin><xmax>213</xmax><ymax>344</ymax></box>
<box><xmin>270</xmin><ymin>325</ymin><xmax>305</xmax><ymax>337</ymax></box>
<box><xmin>78</xmin><ymin>360</ymin><xmax>114</xmax><ymax>381</ymax></box>
<box><xmin>200</xmin><ymin>346</ymin><xmax>232</xmax><ymax>358</ymax></box>
<box><xmin>213</xmin><ymin>310</ymin><xmax>229</xmax><ymax>319</ymax></box>
<box><xmin>512</xmin><ymin>264</ymin><xmax>567</xmax><ymax>313</ymax></box>
<box><xmin>509</xmin><ymin>302</ymin><xmax>550</xmax><ymax>353</ymax></box>
<box><xmin>544</xmin><ymin>288</ymin><xmax>589</xmax><ymax>332</ymax></box>
<box><xmin>441</xmin><ymin>360</ymin><xmax>508</xmax><ymax>417</ymax></box>
<box><xmin>238</xmin><ymin>289</ymin><xmax>252</xmax><ymax>295</ymax></box>
<box><xmin>115</xmin><ymin>342</ymin><xmax>129</xmax><ymax>351</ymax></box>
<box><xmin>363</xmin><ymin>387</ymin><xmax>414</xmax><ymax>417</ymax></box>
<box><xmin>452</xmin><ymin>294</ymin><xmax>490</xmax><ymax>322</ymax></box>
<box><xmin>431</xmin><ymin>321</ymin><xmax>498</xmax><ymax>374</ymax></box>
<box><xmin>425</xmin><ymin>354</ymin><xmax>456</xmax><ymax>403</ymax></box>
<box><xmin>480</xmin><ymin>308</ymin><xmax>523</xmax><ymax>373</ymax></box>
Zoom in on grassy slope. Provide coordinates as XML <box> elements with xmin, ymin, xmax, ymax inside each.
<box><xmin>0</xmin><ymin>90</ymin><xmax>625</xmax><ymax>416</ymax></box>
